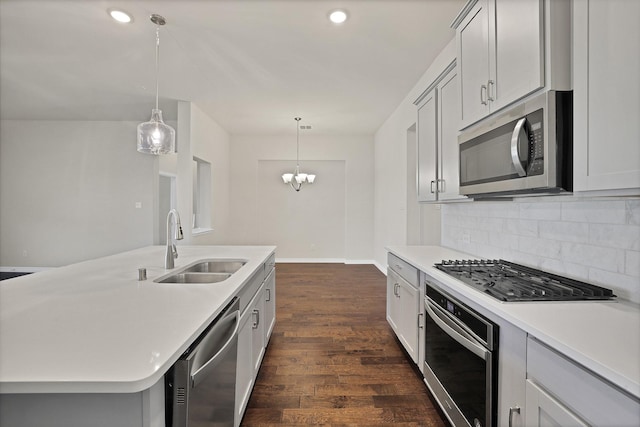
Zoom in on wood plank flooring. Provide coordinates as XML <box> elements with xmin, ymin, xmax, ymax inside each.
<box><xmin>240</xmin><ymin>263</ymin><xmax>448</xmax><ymax>427</ymax></box>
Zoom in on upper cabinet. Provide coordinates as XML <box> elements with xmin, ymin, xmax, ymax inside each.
<box><xmin>573</xmin><ymin>0</ymin><xmax>640</xmax><ymax>193</ymax></box>
<box><xmin>415</xmin><ymin>63</ymin><xmax>466</xmax><ymax>202</ymax></box>
<box><xmin>452</xmin><ymin>0</ymin><xmax>570</xmax><ymax>129</ymax></box>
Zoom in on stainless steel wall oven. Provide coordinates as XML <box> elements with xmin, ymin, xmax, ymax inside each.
<box><xmin>423</xmin><ymin>279</ymin><xmax>498</xmax><ymax>427</ymax></box>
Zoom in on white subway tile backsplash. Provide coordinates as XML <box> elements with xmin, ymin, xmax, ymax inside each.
<box><xmin>589</xmin><ymin>224</ymin><xmax>640</xmax><ymax>251</ymax></box>
<box><xmin>561</xmin><ymin>242</ymin><xmax>625</xmax><ymax>273</ymax></box>
<box><xmin>626</xmin><ymin>200</ymin><xmax>640</xmax><ymax>225</ymax></box>
<box><xmin>626</xmin><ymin>251</ymin><xmax>640</xmax><ymax>277</ymax></box>
<box><xmin>519</xmin><ymin>202</ymin><xmax>562</xmax><ymax>220</ymax></box>
<box><xmin>562</xmin><ymin>200</ymin><xmax>627</xmax><ymax>224</ymax></box>
<box><xmin>505</xmin><ymin>218</ymin><xmax>538</xmax><ymax>237</ymax></box>
<box><xmin>441</xmin><ymin>198</ymin><xmax>640</xmax><ymax>304</ymax></box>
<box><xmin>539</xmin><ymin>221</ymin><xmax>589</xmax><ymax>243</ymax></box>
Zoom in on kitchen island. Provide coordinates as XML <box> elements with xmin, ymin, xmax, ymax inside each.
<box><xmin>0</xmin><ymin>245</ymin><xmax>276</xmax><ymax>426</ymax></box>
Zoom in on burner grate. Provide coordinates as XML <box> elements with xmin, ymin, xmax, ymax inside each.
<box><xmin>435</xmin><ymin>259</ymin><xmax>616</xmax><ymax>302</ymax></box>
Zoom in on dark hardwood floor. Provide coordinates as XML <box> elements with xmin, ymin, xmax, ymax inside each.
<box><xmin>240</xmin><ymin>263</ymin><xmax>448</xmax><ymax>427</ymax></box>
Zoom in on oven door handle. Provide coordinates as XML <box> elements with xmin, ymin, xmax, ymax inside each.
<box><xmin>425</xmin><ymin>299</ymin><xmax>489</xmax><ymax>361</ymax></box>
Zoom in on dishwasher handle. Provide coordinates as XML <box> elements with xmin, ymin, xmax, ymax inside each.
<box><xmin>190</xmin><ymin>309</ymin><xmax>239</xmax><ymax>388</ymax></box>
<box><xmin>425</xmin><ymin>298</ymin><xmax>489</xmax><ymax>361</ymax></box>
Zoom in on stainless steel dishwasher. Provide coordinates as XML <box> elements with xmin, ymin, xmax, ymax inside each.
<box><xmin>166</xmin><ymin>297</ymin><xmax>240</xmax><ymax>427</ymax></box>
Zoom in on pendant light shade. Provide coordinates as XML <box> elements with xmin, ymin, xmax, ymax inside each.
<box><xmin>137</xmin><ymin>14</ymin><xmax>175</xmax><ymax>155</ymax></box>
<box><xmin>137</xmin><ymin>109</ymin><xmax>175</xmax><ymax>154</ymax></box>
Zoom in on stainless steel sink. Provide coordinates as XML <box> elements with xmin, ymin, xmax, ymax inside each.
<box><xmin>184</xmin><ymin>260</ymin><xmax>246</xmax><ymax>274</ymax></box>
<box><xmin>154</xmin><ymin>259</ymin><xmax>247</xmax><ymax>284</ymax></box>
<box><xmin>156</xmin><ymin>272</ymin><xmax>232</xmax><ymax>284</ymax></box>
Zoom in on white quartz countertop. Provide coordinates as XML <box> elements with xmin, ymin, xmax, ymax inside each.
<box><xmin>0</xmin><ymin>245</ymin><xmax>275</xmax><ymax>394</ymax></box>
<box><xmin>386</xmin><ymin>245</ymin><xmax>640</xmax><ymax>399</ymax></box>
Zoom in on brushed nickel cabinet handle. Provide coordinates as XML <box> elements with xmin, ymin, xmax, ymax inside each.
<box><xmin>480</xmin><ymin>84</ymin><xmax>488</xmax><ymax>105</ymax></box>
<box><xmin>509</xmin><ymin>406</ymin><xmax>521</xmax><ymax>427</ymax></box>
<box><xmin>487</xmin><ymin>80</ymin><xmax>495</xmax><ymax>102</ymax></box>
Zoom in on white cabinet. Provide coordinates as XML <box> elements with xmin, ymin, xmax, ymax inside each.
<box><xmin>235</xmin><ymin>257</ymin><xmax>277</xmax><ymax>427</ymax></box>
<box><xmin>415</xmin><ymin>64</ymin><xmax>465</xmax><ymax>202</ymax></box>
<box><xmin>453</xmin><ymin>0</ymin><xmax>569</xmax><ymax>129</ymax></box>
<box><xmin>387</xmin><ymin>268</ymin><xmax>420</xmax><ymax>364</ymax></box>
<box><xmin>526</xmin><ymin>336</ymin><xmax>640</xmax><ymax>426</ymax></box>
<box><xmin>263</xmin><ymin>267</ymin><xmax>276</xmax><ymax>343</ymax></box>
<box><xmin>235</xmin><ymin>281</ymin><xmax>266</xmax><ymax>426</ymax></box>
<box><xmin>386</xmin><ymin>254</ymin><xmax>421</xmax><ymax>364</ymax></box>
<box><xmin>573</xmin><ymin>0</ymin><xmax>640</xmax><ymax>193</ymax></box>
<box><xmin>525</xmin><ymin>380</ymin><xmax>589</xmax><ymax>427</ymax></box>
<box><xmin>496</xmin><ymin>322</ymin><xmax>527</xmax><ymax>427</ymax></box>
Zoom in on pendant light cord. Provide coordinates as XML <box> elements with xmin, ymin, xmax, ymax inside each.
<box><xmin>295</xmin><ymin>117</ymin><xmax>301</xmax><ymax>168</ymax></box>
<box><xmin>155</xmin><ymin>26</ymin><xmax>160</xmax><ymax>111</ymax></box>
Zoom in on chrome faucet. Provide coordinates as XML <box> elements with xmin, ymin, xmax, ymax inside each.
<box><xmin>165</xmin><ymin>209</ymin><xmax>184</xmax><ymax>269</ymax></box>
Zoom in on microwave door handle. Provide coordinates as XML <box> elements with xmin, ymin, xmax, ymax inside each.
<box><xmin>510</xmin><ymin>118</ymin><xmax>528</xmax><ymax>177</ymax></box>
<box><xmin>425</xmin><ymin>299</ymin><xmax>489</xmax><ymax>361</ymax></box>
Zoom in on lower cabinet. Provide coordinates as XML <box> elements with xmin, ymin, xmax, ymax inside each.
<box><xmin>525</xmin><ymin>380</ymin><xmax>588</xmax><ymax>426</ymax></box>
<box><xmin>526</xmin><ymin>336</ymin><xmax>640</xmax><ymax>427</ymax></box>
<box><xmin>235</xmin><ymin>282</ymin><xmax>265</xmax><ymax>426</ymax></box>
<box><xmin>235</xmin><ymin>264</ymin><xmax>276</xmax><ymax>427</ymax></box>
<box><xmin>386</xmin><ymin>268</ymin><xmax>420</xmax><ymax>364</ymax></box>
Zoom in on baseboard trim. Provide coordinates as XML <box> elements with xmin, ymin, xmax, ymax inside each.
<box><xmin>275</xmin><ymin>258</ymin><xmax>377</xmax><ymax>265</ymax></box>
<box><xmin>373</xmin><ymin>261</ymin><xmax>387</xmax><ymax>275</ymax></box>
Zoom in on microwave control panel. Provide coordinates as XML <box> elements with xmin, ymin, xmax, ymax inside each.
<box><xmin>527</xmin><ymin>109</ymin><xmax>544</xmax><ymax>176</ymax></box>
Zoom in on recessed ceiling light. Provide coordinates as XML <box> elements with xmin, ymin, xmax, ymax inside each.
<box><xmin>108</xmin><ymin>8</ymin><xmax>133</xmax><ymax>24</ymax></box>
<box><xmin>328</xmin><ymin>9</ymin><xmax>348</xmax><ymax>25</ymax></box>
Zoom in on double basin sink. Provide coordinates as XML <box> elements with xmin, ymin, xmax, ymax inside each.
<box><xmin>155</xmin><ymin>259</ymin><xmax>247</xmax><ymax>284</ymax></box>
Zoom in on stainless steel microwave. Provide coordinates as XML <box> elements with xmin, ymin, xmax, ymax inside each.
<box><xmin>458</xmin><ymin>91</ymin><xmax>572</xmax><ymax>197</ymax></box>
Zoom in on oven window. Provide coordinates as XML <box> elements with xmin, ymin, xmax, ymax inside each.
<box><xmin>425</xmin><ymin>312</ymin><xmax>487</xmax><ymax>426</ymax></box>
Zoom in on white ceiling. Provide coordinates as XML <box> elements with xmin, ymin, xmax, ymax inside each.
<box><xmin>0</xmin><ymin>0</ymin><xmax>465</xmax><ymax>135</ymax></box>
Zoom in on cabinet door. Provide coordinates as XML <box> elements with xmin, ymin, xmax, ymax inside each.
<box><xmin>396</xmin><ymin>279</ymin><xmax>420</xmax><ymax>364</ymax></box>
<box><xmin>525</xmin><ymin>380</ymin><xmax>589</xmax><ymax>427</ymax></box>
<box><xmin>491</xmin><ymin>0</ymin><xmax>544</xmax><ymax>111</ymax></box>
<box><xmin>386</xmin><ymin>269</ymin><xmax>401</xmax><ymax>333</ymax></box>
<box><xmin>263</xmin><ymin>268</ymin><xmax>276</xmax><ymax>344</ymax></box>
<box><xmin>251</xmin><ymin>289</ymin><xmax>266</xmax><ymax>374</ymax></box>
<box><xmin>573</xmin><ymin>0</ymin><xmax>640</xmax><ymax>192</ymax></box>
<box><xmin>437</xmin><ymin>68</ymin><xmax>463</xmax><ymax>201</ymax></box>
<box><xmin>235</xmin><ymin>308</ymin><xmax>254</xmax><ymax>426</ymax></box>
<box><xmin>417</xmin><ymin>90</ymin><xmax>437</xmax><ymax>202</ymax></box>
<box><xmin>458</xmin><ymin>0</ymin><xmax>490</xmax><ymax>128</ymax></box>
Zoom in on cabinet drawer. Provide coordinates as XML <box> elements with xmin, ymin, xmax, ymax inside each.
<box><xmin>264</xmin><ymin>253</ymin><xmax>275</xmax><ymax>279</ymax></box>
<box><xmin>527</xmin><ymin>336</ymin><xmax>640</xmax><ymax>426</ymax></box>
<box><xmin>237</xmin><ymin>269</ymin><xmax>264</xmax><ymax>316</ymax></box>
<box><xmin>388</xmin><ymin>253</ymin><xmax>419</xmax><ymax>289</ymax></box>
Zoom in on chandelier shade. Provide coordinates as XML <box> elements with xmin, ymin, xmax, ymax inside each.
<box><xmin>282</xmin><ymin>117</ymin><xmax>315</xmax><ymax>191</ymax></box>
<box><xmin>137</xmin><ymin>14</ymin><xmax>176</xmax><ymax>155</ymax></box>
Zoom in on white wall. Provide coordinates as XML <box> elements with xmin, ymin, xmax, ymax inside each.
<box><xmin>0</xmin><ymin>120</ymin><xmax>157</xmax><ymax>267</ymax></box>
<box><xmin>373</xmin><ymin>39</ymin><xmax>457</xmax><ymax>269</ymax></box>
<box><xmin>441</xmin><ymin>198</ymin><xmax>640</xmax><ymax>304</ymax></box>
<box><xmin>179</xmin><ymin>102</ymin><xmax>231</xmax><ymax>245</ymax></box>
<box><xmin>228</xmin><ymin>133</ymin><xmax>374</xmax><ymax>262</ymax></box>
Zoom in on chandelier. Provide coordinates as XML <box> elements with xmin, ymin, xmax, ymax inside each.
<box><xmin>282</xmin><ymin>117</ymin><xmax>315</xmax><ymax>191</ymax></box>
<box><xmin>137</xmin><ymin>14</ymin><xmax>176</xmax><ymax>155</ymax></box>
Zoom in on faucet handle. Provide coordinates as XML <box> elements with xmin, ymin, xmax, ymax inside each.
<box><xmin>172</xmin><ymin>244</ymin><xmax>178</xmax><ymax>259</ymax></box>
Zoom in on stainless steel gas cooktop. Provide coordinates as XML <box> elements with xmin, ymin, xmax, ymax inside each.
<box><xmin>435</xmin><ymin>259</ymin><xmax>616</xmax><ymax>302</ymax></box>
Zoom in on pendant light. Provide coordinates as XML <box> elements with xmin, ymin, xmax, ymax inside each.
<box><xmin>137</xmin><ymin>14</ymin><xmax>175</xmax><ymax>155</ymax></box>
<box><xmin>282</xmin><ymin>117</ymin><xmax>315</xmax><ymax>191</ymax></box>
